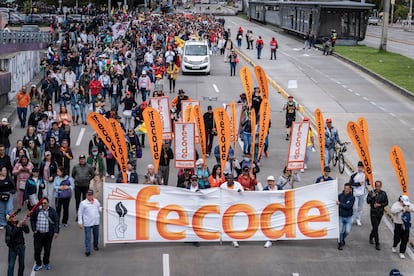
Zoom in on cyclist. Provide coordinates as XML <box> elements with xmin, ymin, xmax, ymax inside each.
<box><xmin>324</xmin><ymin>118</ymin><xmax>340</xmax><ymax>167</ymax></box>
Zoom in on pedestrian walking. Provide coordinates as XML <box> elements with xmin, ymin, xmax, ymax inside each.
<box><xmin>16</xmin><ymin>86</ymin><xmax>30</xmax><ymax>128</ymax></box>
<box><xmin>255</xmin><ymin>36</ymin><xmax>264</xmax><ymax>59</ymax></box>
<box><xmin>54</xmin><ymin>166</ymin><xmax>74</xmax><ymax>227</ymax></box>
<box><xmin>159</xmin><ymin>141</ymin><xmax>174</xmax><ymax>186</ymax></box>
<box><xmin>302</xmin><ymin>117</ymin><xmax>315</xmax><ymax>172</ymax></box>
<box><xmin>228</xmin><ymin>49</ymin><xmax>238</xmax><ymax>76</ymax></box>
<box><xmin>324</xmin><ymin>118</ymin><xmax>340</xmax><ymax>166</ymax></box>
<box><xmin>78</xmin><ymin>189</ymin><xmax>101</xmax><ymax>257</ymax></box>
<box><xmin>391</xmin><ymin>195</ymin><xmax>414</xmax><ymax>259</ymax></box>
<box><xmin>203</xmin><ymin>105</ymin><xmax>216</xmax><ymax>157</ymax></box>
<box><xmin>282</xmin><ymin>96</ymin><xmax>299</xmax><ymax>141</ymax></box>
<box><xmin>337</xmin><ymin>183</ymin><xmax>355</xmax><ymax>250</ymax></box>
<box><xmin>30</xmin><ymin>198</ymin><xmax>59</xmax><ymax>271</ymax></box>
<box><xmin>270</xmin><ymin>37</ymin><xmax>278</xmax><ymax>60</ymax></box>
<box><xmin>367</xmin><ymin>180</ymin><xmax>388</xmax><ymax>250</ymax></box>
<box><xmin>71</xmin><ymin>155</ymin><xmax>95</xmax><ymax>213</ymax></box>
<box><xmin>5</xmin><ymin>212</ymin><xmax>30</xmax><ymax>276</ymax></box>
<box><xmin>350</xmin><ymin>161</ymin><xmax>369</xmax><ymax>226</ymax></box>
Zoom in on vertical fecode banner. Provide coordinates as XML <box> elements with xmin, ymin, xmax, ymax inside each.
<box><xmin>142</xmin><ymin>107</ymin><xmax>163</xmax><ymax>173</ymax></box>
<box><xmin>254</xmin><ymin>65</ymin><xmax>268</xmax><ymax>101</ymax></box>
<box><xmin>230</xmin><ymin>101</ymin><xmax>237</xmax><ymax>155</ymax></box>
<box><xmin>357</xmin><ymin>117</ymin><xmax>369</xmax><ymax>146</ymax></box>
<box><xmin>251</xmin><ymin>109</ymin><xmax>256</xmax><ymax>163</ymax></box>
<box><xmin>174</xmin><ymin>122</ymin><xmax>196</xmax><ymax>168</ymax></box>
<box><xmin>240</xmin><ymin>66</ymin><xmax>253</xmax><ymax>109</ymax></box>
<box><xmin>314</xmin><ymin>108</ymin><xmax>325</xmax><ymax>173</ymax></box>
<box><xmin>193</xmin><ymin>105</ymin><xmax>206</xmax><ymax>164</ymax></box>
<box><xmin>390</xmin><ymin>145</ymin><xmax>409</xmax><ymax>196</ymax></box>
<box><xmin>182</xmin><ymin>100</ymin><xmax>200</xmax><ymax>143</ymax></box>
<box><xmin>214</xmin><ymin>108</ymin><xmax>231</xmax><ymax>172</ymax></box>
<box><xmin>108</xmin><ymin>118</ymin><xmax>129</xmax><ymax>183</ymax></box>
<box><xmin>225</xmin><ymin>102</ymin><xmax>243</xmax><ymax>142</ymax></box>
<box><xmin>287</xmin><ymin>122</ymin><xmax>310</xmax><ymax>170</ymax></box>
<box><xmin>149</xmin><ymin>96</ymin><xmax>172</xmax><ymax>140</ymax></box>
<box><xmin>257</xmin><ymin>99</ymin><xmax>270</xmax><ymax>161</ymax></box>
<box><xmin>347</xmin><ymin>121</ymin><xmax>373</xmax><ymax>188</ymax></box>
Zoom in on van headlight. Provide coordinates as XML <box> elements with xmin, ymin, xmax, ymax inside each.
<box><xmin>184</xmin><ymin>57</ymin><xmax>189</xmax><ymax>63</ymax></box>
<box><xmin>203</xmin><ymin>57</ymin><xmax>209</xmax><ymax>63</ymax></box>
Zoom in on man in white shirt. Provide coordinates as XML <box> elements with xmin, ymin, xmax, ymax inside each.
<box><xmin>78</xmin><ymin>190</ymin><xmax>101</xmax><ymax>257</ymax></box>
<box><xmin>64</xmin><ymin>68</ymin><xmax>76</xmax><ymax>90</ymax></box>
<box><xmin>350</xmin><ymin>161</ymin><xmax>368</xmax><ymax>226</ymax></box>
<box><xmin>220</xmin><ymin>174</ymin><xmax>243</xmax><ymax>248</ymax></box>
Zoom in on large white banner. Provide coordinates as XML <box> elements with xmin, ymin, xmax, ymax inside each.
<box><xmin>149</xmin><ymin>96</ymin><xmax>172</xmax><ymax>140</ymax></box>
<box><xmin>103</xmin><ymin>180</ymin><xmax>339</xmax><ymax>244</ymax></box>
<box><xmin>287</xmin><ymin>122</ymin><xmax>310</xmax><ymax>170</ymax></box>
<box><xmin>174</xmin><ymin>122</ymin><xmax>195</xmax><ymax>168</ymax></box>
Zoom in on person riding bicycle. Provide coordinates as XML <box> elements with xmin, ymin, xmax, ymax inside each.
<box><xmin>324</xmin><ymin>118</ymin><xmax>340</xmax><ymax>167</ymax></box>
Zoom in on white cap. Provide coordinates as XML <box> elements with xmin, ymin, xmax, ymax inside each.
<box><xmin>142</xmin><ymin>70</ymin><xmax>146</xmax><ymax>75</ymax></box>
<box><xmin>195</xmin><ymin>158</ymin><xmax>204</xmax><ymax>167</ymax></box>
<box><xmin>267</xmin><ymin>175</ymin><xmax>275</xmax><ymax>181</ymax></box>
<box><xmin>1</xmin><ymin>118</ymin><xmax>8</xmax><ymax>124</ymax></box>
<box><xmin>401</xmin><ymin>195</ymin><xmax>410</xmax><ymax>206</ymax></box>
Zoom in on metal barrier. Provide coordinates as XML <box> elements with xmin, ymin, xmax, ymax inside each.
<box><xmin>0</xmin><ymin>30</ymin><xmax>51</xmax><ymax>44</ymax></box>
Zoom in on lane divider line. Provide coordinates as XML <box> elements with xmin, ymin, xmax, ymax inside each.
<box><xmin>75</xmin><ymin>127</ymin><xmax>85</xmax><ymax>146</ymax></box>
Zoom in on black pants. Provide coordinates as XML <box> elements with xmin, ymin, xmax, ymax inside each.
<box><xmin>34</xmin><ymin>232</ymin><xmax>53</xmax><ymax>266</ymax></box>
<box><xmin>369</xmin><ymin>213</ymin><xmax>383</xmax><ymax>245</ymax></box>
<box><xmin>393</xmin><ymin>223</ymin><xmax>409</xmax><ymax>253</ymax></box>
<box><xmin>205</xmin><ymin>129</ymin><xmax>215</xmax><ymax>155</ymax></box>
<box><xmin>106</xmin><ymin>158</ymin><xmax>115</xmax><ymax>176</ymax></box>
<box><xmin>271</xmin><ymin>49</ymin><xmax>277</xmax><ymax>60</ymax></box>
<box><xmin>169</xmin><ymin>78</ymin><xmax>176</xmax><ymax>92</ymax></box>
<box><xmin>56</xmin><ymin>197</ymin><xmax>70</xmax><ymax>224</ymax></box>
<box><xmin>75</xmin><ymin>185</ymin><xmax>89</xmax><ymax>212</ymax></box>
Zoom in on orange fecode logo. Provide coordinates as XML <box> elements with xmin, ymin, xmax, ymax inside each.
<box><xmin>135</xmin><ymin>187</ymin><xmax>330</xmax><ymax>240</ymax></box>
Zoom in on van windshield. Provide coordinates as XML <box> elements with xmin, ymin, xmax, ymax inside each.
<box><xmin>185</xmin><ymin>45</ymin><xmax>208</xmax><ymax>56</ymax></box>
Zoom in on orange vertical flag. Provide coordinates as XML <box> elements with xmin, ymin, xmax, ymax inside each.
<box><xmin>183</xmin><ymin>104</ymin><xmax>193</xmax><ymax>123</ymax></box>
<box><xmin>390</xmin><ymin>146</ymin><xmax>409</xmax><ymax>196</ymax></box>
<box><xmin>357</xmin><ymin>117</ymin><xmax>369</xmax><ymax>146</ymax></box>
<box><xmin>347</xmin><ymin>121</ymin><xmax>374</xmax><ymax>188</ymax></box>
<box><xmin>108</xmin><ymin>118</ymin><xmax>129</xmax><ymax>183</ymax></box>
<box><xmin>257</xmin><ymin>99</ymin><xmax>270</xmax><ymax>161</ymax></box>
<box><xmin>239</xmin><ymin>66</ymin><xmax>253</xmax><ymax>109</ymax></box>
<box><xmin>214</xmin><ymin>108</ymin><xmax>231</xmax><ymax>173</ymax></box>
<box><xmin>254</xmin><ymin>65</ymin><xmax>268</xmax><ymax>101</ymax></box>
<box><xmin>251</xmin><ymin>109</ymin><xmax>256</xmax><ymax>163</ymax></box>
<box><xmin>314</xmin><ymin>108</ymin><xmax>325</xmax><ymax>173</ymax></box>
<box><xmin>193</xmin><ymin>105</ymin><xmax>206</xmax><ymax>165</ymax></box>
<box><xmin>230</xmin><ymin>101</ymin><xmax>237</xmax><ymax>156</ymax></box>
<box><xmin>142</xmin><ymin>107</ymin><xmax>163</xmax><ymax>173</ymax></box>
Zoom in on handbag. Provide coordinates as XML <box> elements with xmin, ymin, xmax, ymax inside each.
<box><xmin>19</xmin><ymin>180</ymin><xmax>26</xmax><ymax>190</ymax></box>
<box><xmin>0</xmin><ymin>192</ymin><xmax>10</xmax><ymax>202</ymax></box>
<box><xmin>234</xmin><ymin>57</ymin><xmax>239</xmax><ymax>63</ymax></box>
<box><xmin>136</xmin><ymin>146</ymin><xmax>143</xmax><ymax>159</ymax></box>
<box><xmin>57</xmin><ymin>177</ymin><xmax>72</xmax><ymax>199</ymax></box>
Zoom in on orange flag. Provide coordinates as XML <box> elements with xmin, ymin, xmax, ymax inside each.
<box><xmin>240</xmin><ymin>66</ymin><xmax>253</xmax><ymax>109</ymax></box>
<box><xmin>251</xmin><ymin>109</ymin><xmax>256</xmax><ymax>163</ymax></box>
<box><xmin>193</xmin><ymin>105</ymin><xmax>206</xmax><ymax>165</ymax></box>
<box><xmin>347</xmin><ymin>121</ymin><xmax>374</xmax><ymax>188</ymax></box>
<box><xmin>390</xmin><ymin>146</ymin><xmax>409</xmax><ymax>196</ymax></box>
<box><xmin>254</xmin><ymin>66</ymin><xmax>268</xmax><ymax>101</ymax></box>
<box><xmin>142</xmin><ymin>107</ymin><xmax>163</xmax><ymax>173</ymax></box>
<box><xmin>357</xmin><ymin>117</ymin><xmax>369</xmax><ymax>146</ymax></box>
<box><xmin>314</xmin><ymin>108</ymin><xmax>325</xmax><ymax>173</ymax></box>
<box><xmin>214</xmin><ymin>107</ymin><xmax>231</xmax><ymax>173</ymax></box>
<box><xmin>183</xmin><ymin>104</ymin><xmax>193</xmax><ymax>123</ymax></box>
<box><xmin>230</xmin><ymin>101</ymin><xmax>237</xmax><ymax>156</ymax></box>
<box><xmin>257</xmin><ymin>99</ymin><xmax>270</xmax><ymax>161</ymax></box>
<box><xmin>87</xmin><ymin>112</ymin><xmax>128</xmax><ymax>183</ymax></box>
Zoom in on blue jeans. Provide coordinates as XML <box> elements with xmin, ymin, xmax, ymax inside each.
<box><xmin>80</xmin><ymin>103</ymin><xmax>88</xmax><ymax>123</ymax></box>
<box><xmin>353</xmin><ymin>193</ymin><xmax>366</xmax><ymax>222</ymax></box>
<box><xmin>70</xmin><ymin>105</ymin><xmax>81</xmax><ymax>117</ymax></box>
<box><xmin>242</xmin><ymin>131</ymin><xmax>252</xmax><ymax>154</ymax></box>
<box><xmin>84</xmin><ymin>225</ymin><xmax>99</xmax><ymax>253</ymax></box>
<box><xmin>91</xmin><ymin>95</ymin><xmax>97</xmax><ymax>111</ymax></box>
<box><xmin>339</xmin><ymin>216</ymin><xmax>353</xmax><ymax>244</ymax></box>
<box><xmin>230</xmin><ymin>62</ymin><xmax>236</xmax><ymax>76</ymax></box>
<box><xmin>17</xmin><ymin>107</ymin><xmax>27</xmax><ymax>128</ymax></box>
<box><xmin>324</xmin><ymin>147</ymin><xmax>334</xmax><ymax>167</ymax></box>
<box><xmin>59</xmin><ymin>97</ymin><xmax>67</xmax><ymax>108</ymax></box>
<box><xmin>111</xmin><ymin>96</ymin><xmax>120</xmax><ymax>111</ymax></box>
<box><xmin>257</xmin><ymin>47</ymin><xmax>262</xmax><ymax>59</ymax></box>
<box><xmin>305</xmin><ymin>145</ymin><xmax>312</xmax><ymax>167</ymax></box>
<box><xmin>0</xmin><ymin>195</ymin><xmax>13</xmax><ymax>226</ymax></box>
<box><xmin>8</xmin><ymin>244</ymin><xmax>25</xmax><ymax>276</ymax></box>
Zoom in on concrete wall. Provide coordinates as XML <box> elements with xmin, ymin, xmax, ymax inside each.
<box><xmin>0</xmin><ymin>50</ymin><xmax>42</xmax><ymax>101</ymax></box>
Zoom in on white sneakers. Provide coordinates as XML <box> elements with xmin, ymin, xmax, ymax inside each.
<box><xmin>399</xmin><ymin>253</ymin><xmax>405</xmax><ymax>259</ymax></box>
<box><xmin>264</xmin><ymin>241</ymin><xmax>272</xmax><ymax>248</ymax></box>
<box><xmin>300</xmin><ymin>169</ymin><xmax>305</xmax><ymax>173</ymax></box>
<box><xmin>232</xmin><ymin>241</ymin><xmax>239</xmax><ymax>248</ymax></box>
<box><xmin>356</xmin><ymin>219</ymin><xmax>362</xmax><ymax>226</ymax></box>
<box><xmin>392</xmin><ymin>247</ymin><xmax>397</xmax><ymax>253</ymax></box>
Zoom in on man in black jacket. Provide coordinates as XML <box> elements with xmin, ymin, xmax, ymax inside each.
<box><xmin>30</xmin><ymin>198</ymin><xmax>59</xmax><ymax>271</ymax></box>
<box><xmin>203</xmin><ymin>105</ymin><xmax>215</xmax><ymax>157</ymax></box>
<box><xmin>336</xmin><ymin>183</ymin><xmax>355</xmax><ymax>250</ymax></box>
<box><xmin>5</xmin><ymin>212</ymin><xmax>30</xmax><ymax>276</ymax></box>
<box><xmin>366</xmin><ymin>180</ymin><xmax>388</xmax><ymax>250</ymax></box>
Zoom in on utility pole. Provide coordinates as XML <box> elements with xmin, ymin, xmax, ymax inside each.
<box><xmin>380</xmin><ymin>0</ymin><xmax>390</xmax><ymax>51</ymax></box>
<box><xmin>409</xmin><ymin>0</ymin><xmax>413</xmax><ymax>30</ymax></box>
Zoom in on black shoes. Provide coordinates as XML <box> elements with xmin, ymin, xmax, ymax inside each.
<box><xmin>94</xmin><ymin>246</ymin><xmax>99</xmax><ymax>251</ymax></box>
<box><xmin>375</xmin><ymin>244</ymin><xmax>381</xmax><ymax>251</ymax></box>
<box><xmin>338</xmin><ymin>243</ymin><xmax>343</xmax><ymax>250</ymax></box>
<box><xmin>85</xmin><ymin>252</ymin><xmax>90</xmax><ymax>257</ymax></box>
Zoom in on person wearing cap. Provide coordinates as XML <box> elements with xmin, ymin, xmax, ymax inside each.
<box><xmin>187</xmin><ymin>174</ymin><xmax>201</xmax><ymax>192</ymax></box>
<box><xmin>23</xmin><ymin>167</ymin><xmax>45</xmax><ymax>209</ymax></box>
<box><xmin>282</xmin><ymin>95</ymin><xmax>299</xmax><ymax>141</ymax></box>
<box><xmin>349</xmin><ymin>161</ymin><xmax>369</xmax><ymax>226</ymax></box>
<box><xmin>315</xmin><ymin>166</ymin><xmax>333</xmax><ymax>183</ymax></box>
<box><xmin>228</xmin><ymin>49</ymin><xmax>238</xmax><ymax>76</ymax></box>
<box><xmin>336</xmin><ymin>183</ymin><xmax>355</xmax><ymax>250</ymax></box>
<box><xmin>116</xmin><ymin>161</ymin><xmax>139</xmax><ymax>184</ymax></box>
<box><xmin>324</xmin><ymin>118</ymin><xmax>340</xmax><ymax>167</ymax></box>
<box><xmin>276</xmin><ymin>166</ymin><xmax>300</xmax><ymax>190</ymax></box>
<box><xmin>389</xmin><ymin>269</ymin><xmax>403</xmax><ymax>276</ymax></box>
<box><xmin>16</xmin><ymin>85</ymin><xmax>30</xmax><ymax>128</ymax></box>
<box><xmin>87</xmin><ymin>146</ymin><xmax>105</xmax><ymax>200</ymax></box>
<box><xmin>391</xmin><ymin>195</ymin><xmax>414</xmax><ymax>259</ymax></box>
<box><xmin>301</xmin><ymin>117</ymin><xmax>314</xmax><ymax>172</ymax></box>
<box><xmin>238</xmin><ymin>166</ymin><xmax>257</xmax><ymax>191</ymax></box>
<box><xmin>195</xmin><ymin>159</ymin><xmax>210</xmax><ymax>189</ymax></box>
<box><xmin>255</xmin><ymin>35</ymin><xmax>264</xmax><ymax>59</ymax></box>
<box><xmin>143</xmin><ymin>164</ymin><xmax>162</xmax><ymax>185</ymax></box>
<box><xmin>71</xmin><ymin>154</ymin><xmax>95</xmax><ymax>213</ymax></box>
<box><xmin>30</xmin><ymin>197</ymin><xmax>59</xmax><ymax>271</ymax></box>
<box><xmin>366</xmin><ymin>180</ymin><xmax>388</xmax><ymax>250</ymax></box>
<box><xmin>138</xmin><ymin>70</ymin><xmax>151</xmax><ymax>102</ymax></box>
<box><xmin>5</xmin><ymin>211</ymin><xmax>30</xmax><ymax>276</ymax></box>
<box><xmin>262</xmin><ymin>175</ymin><xmax>281</xmax><ymax>248</ymax></box>
<box><xmin>171</xmin><ymin>89</ymin><xmax>190</xmax><ymax>119</ymax></box>
<box><xmin>78</xmin><ymin>189</ymin><xmax>101</xmax><ymax>257</ymax></box>
<box><xmin>0</xmin><ymin>117</ymin><xmax>12</xmax><ymax>155</ymax></box>
<box><xmin>166</xmin><ymin>61</ymin><xmax>179</xmax><ymax>93</ymax></box>
<box><xmin>153</xmin><ymin>73</ymin><xmax>164</xmax><ymax>95</ymax></box>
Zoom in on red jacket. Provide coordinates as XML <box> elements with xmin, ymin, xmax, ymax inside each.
<box><xmin>89</xmin><ymin>80</ymin><xmax>103</xmax><ymax>96</ymax></box>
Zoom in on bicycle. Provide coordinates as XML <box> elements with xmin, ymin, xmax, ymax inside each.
<box><xmin>332</xmin><ymin>142</ymin><xmax>350</xmax><ymax>174</ymax></box>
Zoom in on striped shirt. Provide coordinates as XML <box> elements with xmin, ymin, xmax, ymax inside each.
<box><xmin>36</xmin><ymin>209</ymin><xmax>49</xmax><ymax>233</ymax></box>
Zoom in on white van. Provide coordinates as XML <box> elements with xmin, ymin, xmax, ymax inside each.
<box><xmin>182</xmin><ymin>40</ymin><xmax>211</xmax><ymax>75</ymax></box>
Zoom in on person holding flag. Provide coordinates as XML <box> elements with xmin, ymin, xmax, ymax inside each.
<box><xmin>391</xmin><ymin>195</ymin><xmax>414</xmax><ymax>259</ymax></box>
<box><xmin>366</xmin><ymin>180</ymin><xmax>388</xmax><ymax>251</ymax></box>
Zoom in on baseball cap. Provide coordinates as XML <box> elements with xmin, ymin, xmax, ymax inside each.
<box><xmin>400</xmin><ymin>195</ymin><xmax>410</xmax><ymax>206</ymax></box>
<box><xmin>326</xmin><ymin>118</ymin><xmax>332</xmax><ymax>123</ymax></box>
<box><xmin>324</xmin><ymin>166</ymin><xmax>331</xmax><ymax>172</ymax></box>
<box><xmin>389</xmin><ymin>269</ymin><xmax>403</xmax><ymax>276</ymax></box>
<box><xmin>1</xmin><ymin>118</ymin><xmax>8</xmax><ymax>125</ymax></box>
<box><xmin>267</xmin><ymin>175</ymin><xmax>275</xmax><ymax>181</ymax></box>
<box><xmin>288</xmin><ymin>95</ymin><xmax>293</xmax><ymax>98</ymax></box>
<box><xmin>303</xmin><ymin>117</ymin><xmax>309</xmax><ymax>122</ymax></box>
<box><xmin>191</xmin><ymin>174</ymin><xmax>198</xmax><ymax>179</ymax></box>
<box><xmin>87</xmin><ymin>189</ymin><xmax>94</xmax><ymax>195</ymax></box>
<box><xmin>79</xmin><ymin>154</ymin><xmax>86</xmax><ymax>159</ymax></box>
<box><xmin>357</xmin><ymin>161</ymin><xmax>363</xmax><ymax>167</ymax></box>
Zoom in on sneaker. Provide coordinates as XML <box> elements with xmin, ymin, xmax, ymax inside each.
<box><xmin>399</xmin><ymin>253</ymin><xmax>405</xmax><ymax>259</ymax></box>
<box><xmin>34</xmin><ymin>265</ymin><xmax>42</xmax><ymax>271</ymax></box>
<box><xmin>94</xmin><ymin>246</ymin><xmax>99</xmax><ymax>251</ymax></box>
<box><xmin>375</xmin><ymin>244</ymin><xmax>381</xmax><ymax>251</ymax></box>
<box><xmin>356</xmin><ymin>219</ymin><xmax>362</xmax><ymax>226</ymax></box>
<box><xmin>392</xmin><ymin>247</ymin><xmax>397</xmax><ymax>253</ymax></box>
<box><xmin>105</xmin><ymin>173</ymin><xmax>109</xmax><ymax>177</ymax></box>
<box><xmin>338</xmin><ymin>243</ymin><xmax>343</xmax><ymax>250</ymax></box>
<box><xmin>232</xmin><ymin>241</ymin><xmax>239</xmax><ymax>248</ymax></box>
<box><xmin>369</xmin><ymin>237</ymin><xmax>374</xmax><ymax>244</ymax></box>
<box><xmin>206</xmin><ymin>153</ymin><xmax>210</xmax><ymax>157</ymax></box>
<box><xmin>264</xmin><ymin>241</ymin><xmax>272</xmax><ymax>248</ymax></box>
<box><xmin>304</xmin><ymin>164</ymin><xmax>308</xmax><ymax>169</ymax></box>
<box><xmin>111</xmin><ymin>175</ymin><xmax>115</xmax><ymax>179</ymax></box>
<box><xmin>44</xmin><ymin>264</ymin><xmax>50</xmax><ymax>270</ymax></box>
<box><xmin>85</xmin><ymin>252</ymin><xmax>91</xmax><ymax>257</ymax></box>
<box><xmin>0</xmin><ymin>226</ymin><xmax>4</xmax><ymax>230</ymax></box>
<box><xmin>300</xmin><ymin>169</ymin><xmax>305</xmax><ymax>173</ymax></box>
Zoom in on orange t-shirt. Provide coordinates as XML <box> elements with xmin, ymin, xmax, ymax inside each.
<box><xmin>16</xmin><ymin>92</ymin><xmax>30</xmax><ymax>108</ymax></box>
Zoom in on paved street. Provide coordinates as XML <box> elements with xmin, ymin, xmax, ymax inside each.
<box><xmin>2</xmin><ymin>16</ymin><xmax>414</xmax><ymax>276</ymax></box>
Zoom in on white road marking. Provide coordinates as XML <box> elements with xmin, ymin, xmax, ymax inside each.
<box><xmin>400</xmin><ymin>119</ymin><xmax>409</xmax><ymax>125</ymax></box>
<box><xmin>378</xmin><ymin>105</ymin><xmax>386</xmax><ymax>111</ymax></box>
<box><xmin>163</xmin><ymin>254</ymin><xmax>170</xmax><ymax>276</ymax></box>
<box><xmin>348</xmin><ymin>89</ymin><xmax>353</xmax><ymax>92</ymax></box>
<box><xmin>342</xmin><ymin>85</ymin><xmax>347</xmax><ymax>89</ymax></box>
<box><xmin>302</xmin><ymin>53</ymin><xmax>310</xmax><ymax>57</ymax></box>
<box><xmin>75</xmin><ymin>127</ymin><xmax>86</xmax><ymax>146</ymax></box>
<box><xmin>30</xmin><ymin>262</ymin><xmax>36</xmax><ymax>276</ymax></box>
<box><xmin>411</xmin><ymin>127</ymin><xmax>414</xmax><ymax>131</ymax></box>
<box><xmin>355</xmin><ymin>93</ymin><xmax>360</xmax><ymax>96</ymax></box>
<box><xmin>363</xmin><ymin>97</ymin><xmax>369</xmax><ymax>101</ymax></box>
<box><xmin>336</xmin><ymin>81</ymin><xmax>341</xmax><ymax>85</ymax></box>
<box><xmin>389</xmin><ymin>113</ymin><xmax>396</xmax><ymax>117</ymax></box>
<box><xmin>288</xmin><ymin>80</ymin><xmax>298</xmax><ymax>89</ymax></box>
<box><xmin>370</xmin><ymin>101</ymin><xmax>377</xmax><ymax>106</ymax></box>
<box><xmin>292</xmin><ymin>273</ymin><xmax>300</xmax><ymax>276</ymax></box>
<box><xmin>212</xmin><ymin>84</ymin><xmax>219</xmax><ymax>93</ymax></box>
